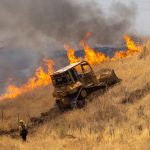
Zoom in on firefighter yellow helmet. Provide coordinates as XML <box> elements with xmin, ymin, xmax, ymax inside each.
<box><xmin>19</xmin><ymin>120</ymin><xmax>24</xmax><ymax>124</ymax></box>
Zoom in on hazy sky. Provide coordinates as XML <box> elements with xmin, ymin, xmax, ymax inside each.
<box><xmin>100</xmin><ymin>0</ymin><xmax>150</xmax><ymax>35</ymax></box>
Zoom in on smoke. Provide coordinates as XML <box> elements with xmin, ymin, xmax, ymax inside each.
<box><xmin>0</xmin><ymin>0</ymin><xmax>137</xmax><ymax>91</ymax></box>
<box><xmin>0</xmin><ymin>0</ymin><xmax>137</xmax><ymax>47</ymax></box>
<box><xmin>28</xmin><ymin>0</ymin><xmax>137</xmax><ymax>45</ymax></box>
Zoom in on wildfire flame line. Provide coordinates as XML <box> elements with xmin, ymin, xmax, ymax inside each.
<box><xmin>0</xmin><ymin>59</ymin><xmax>54</xmax><ymax>100</ymax></box>
<box><xmin>66</xmin><ymin>35</ymin><xmax>142</xmax><ymax>64</ymax></box>
<box><xmin>0</xmin><ymin>35</ymin><xmax>142</xmax><ymax>101</ymax></box>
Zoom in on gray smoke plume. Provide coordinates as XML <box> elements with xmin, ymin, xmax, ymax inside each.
<box><xmin>0</xmin><ymin>0</ymin><xmax>137</xmax><ymax>47</ymax></box>
<box><xmin>28</xmin><ymin>0</ymin><xmax>137</xmax><ymax>45</ymax></box>
<box><xmin>0</xmin><ymin>0</ymin><xmax>137</xmax><ymax>92</ymax></box>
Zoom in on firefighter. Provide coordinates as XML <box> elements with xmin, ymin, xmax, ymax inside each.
<box><xmin>18</xmin><ymin>120</ymin><xmax>28</xmax><ymax>142</ymax></box>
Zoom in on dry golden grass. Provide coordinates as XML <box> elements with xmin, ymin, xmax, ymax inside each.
<box><xmin>0</xmin><ymin>85</ymin><xmax>54</xmax><ymax>130</ymax></box>
<box><xmin>1</xmin><ymin>39</ymin><xmax>150</xmax><ymax>149</ymax></box>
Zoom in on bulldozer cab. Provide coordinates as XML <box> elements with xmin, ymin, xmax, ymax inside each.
<box><xmin>76</xmin><ymin>62</ymin><xmax>96</xmax><ymax>84</ymax></box>
<box><xmin>51</xmin><ymin>61</ymin><xmax>120</xmax><ymax>112</ymax></box>
<box><xmin>51</xmin><ymin>61</ymin><xmax>96</xmax><ymax>87</ymax></box>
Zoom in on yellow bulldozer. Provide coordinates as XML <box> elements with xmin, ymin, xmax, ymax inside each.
<box><xmin>50</xmin><ymin>61</ymin><xmax>120</xmax><ymax>112</ymax></box>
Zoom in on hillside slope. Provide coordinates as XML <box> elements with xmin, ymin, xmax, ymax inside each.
<box><xmin>1</xmin><ymin>40</ymin><xmax>150</xmax><ymax>149</ymax></box>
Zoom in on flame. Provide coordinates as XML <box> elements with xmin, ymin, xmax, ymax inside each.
<box><xmin>0</xmin><ymin>59</ymin><xmax>54</xmax><ymax>100</ymax></box>
<box><xmin>66</xmin><ymin>35</ymin><xmax>141</xmax><ymax>64</ymax></box>
<box><xmin>125</xmin><ymin>35</ymin><xmax>141</xmax><ymax>54</ymax></box>
<box><xmin>65</xmin><ymin>40</ymin><xmax>107</xmax><ymax>65</ymax></box>
<box><xmin>0</xmin><ymin>34</ymin><xmax>142</xmax><ymax>100</ymax></box>
<box><xmin>64</xmin><ymin>45</ymin><xmax>82</xmax><ymax>64</ymax></box>
<box><xmin>81</xmin><ymin>40</ymin><xmax>107</xmax><ymax>65</ymax></box>
<box><xmin>115</xmin><ymin>35</ymin><xmax>142</xmax><ymax>59</ymax></box>
<box><xmin>114</xmin><ymin>51</ymin><xmax>128</xmax><ymax>59</ymax></box>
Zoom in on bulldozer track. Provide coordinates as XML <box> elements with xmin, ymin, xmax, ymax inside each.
<box><xmin>122</xmin><ymin>82</ymin><xmax>150</xmax><ymax>104</ymax></box>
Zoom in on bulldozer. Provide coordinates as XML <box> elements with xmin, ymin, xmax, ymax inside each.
<box><xmin>50</xmin><ymin>61</ymin><xmax>120</xmax><ymax>112</ymax></box>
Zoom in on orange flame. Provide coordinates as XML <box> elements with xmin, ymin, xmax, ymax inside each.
<box><xmin>64</xmin><ymin>45</ymin><xmax>82</xmax><ymax>64</ymax></box>
<box><xmin>0</xmin><ymin>34</ymin><xmax>142</xmax><ymax>100</ymax></box>
<box><xmin>65</xmin><ymin>40</ymin><xmax>107</xmax><ymax>65</ymax></box>
<box><xmin>115</xmin><ymin>35</ymin><xmax>142</xmax><ymax>58</ymax></box>
<box><xmin>125</xmin><ymin>35</ymin><xmax>141</xmax><ymax>54</ymax></box>
<box><xmin>0</xmin><ymin>59</ymin><xmax>54</xmax><ymax>100</ymax></box>
<box><xmin>81</xmin><ymin>40</ymin><xmax>107</xmax><ymax>65</ymax></box>
<box><xmin>114</xmin><ymin>51</ymin><xmax>128</xmax><ymax>59</ymax></box>
<box><xmin>66</xmin><ymin>35</ymin><xmax>141</xmax><ymax>64</ymax></box>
